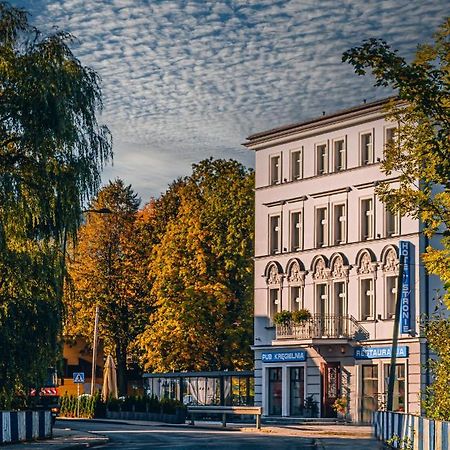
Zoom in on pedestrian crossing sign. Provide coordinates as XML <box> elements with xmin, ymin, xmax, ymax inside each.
<box><xmin>73</xmin><ymin>372</ymin><xmax>85</xmax><ymax>384</ymax></box>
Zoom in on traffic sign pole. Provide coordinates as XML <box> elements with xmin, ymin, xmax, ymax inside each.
<box><xmin>77</xmin><ymin>383</ymin><xmax>80</xmax><ymax>418</ymax></box>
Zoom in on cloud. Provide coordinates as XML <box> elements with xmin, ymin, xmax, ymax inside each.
<box><xmin>11</xmin><ymin>0</ymin><xmax>449</xmax><ymax>200</ymax></box>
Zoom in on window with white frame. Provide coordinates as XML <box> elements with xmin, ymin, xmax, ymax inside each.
<box><xmin>316</xmin><ymin>283</ymin><xmax>328</xmax><ymax>315</ymax></box>
<box><xmin>383</xmin><ymin>364</ymin><xmax>406</xmax><ymax>413</ymax></box>
<box><xmin>360</xmin><ymin>198</ymin><xmax>374</xmax><ymax>241</ymax></box>
<box><xmin>269</xmin><ymin>288</ymin><xmax>280</xmax><ymax>321</ymax></box>
<box><xmin>290</xmin><ymin>286</ymin><xmax>302</xmax><ymax>311</ymax></box>
<box><xmin>269</xmin><ymin>215</ymin><xmax>281</xmax><ymax>254</ymax></box>
<box><xmin>385</xmin><ymin>276</ymin><xmax>398</xmax><ymax>319</ymax></box>
<box><xmin>270</xmin><ymin>155</ymin><xmax>281</xmax><ymax>185</ymax></box>
<box><xmin>385</xmin><ymin>207</ymin><xmax>400</xmax><ymax>237</ymax></box>
<box><xmin>385</xmin><ymin>127</ymin><xmax>396</xmax><ymax>147</ymax></box>
<box><xmin>333</xmin><ymin>203</ymin><xmax>346</xmax><ymax>245</ymax></box>
<box><xmin>360</xmin><ymin>132</ymin><xmax>373</xmax><ymax>165</ymax></box>
<box><xmin>291</xmin><ymin>149</ymin><xmax>302</xmax><ymax>181</ymax></box>
<box><xmin>334</xmin><ymin>281</ymin><xmax>347</xmax><ymax>317</ymax></box>
<box><xmin>333</xmin><ymin>139</ymin><xmax>346</xmax><ymax>171</ymax></box>
<box><xmin>360</xmin><ymin>278</ymin><xmax>374</xmax><ymax>320</ymax></box>
<box><xmin>315</xmin><ymin>207</ymin><xmax>328</xmax><ymax>247</ymax></box>
<box><xmin>316</xmin><ymin>143</ymin><xmax>328</xmax><ymax>175</ymax></box>
<box><xmin>290</xmin><ymin>211</ymin><xmax>302</xmax><ymax>251</ymax></box>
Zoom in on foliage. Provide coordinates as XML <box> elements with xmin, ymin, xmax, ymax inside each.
<box><xmin>304</xmin><ymin>395</ymin><xmax>319</xmax><ymax>417</ymax></box>
<box><xmin>59</xmin><ymin>392</ymin><xmax>104</xmax><ymax>418</ymax></box>
<box><xmin>292</xmin><ymin>309</ymin><xmax>312</xmax><ymax>324</ymax></box>
<box><xmin>332</xmin><ymin>396</ymin><xmax>348</xmax><ymax>415</ymax></box>
<box><xmin>386</xmin><ymin>434</ymin><xmax>413</xmax><ymax>450</ymax></box>
<box><xmin>273</xmin><ymin>310</ymin><xmax>292</xmax><ymax>325</ymax></box>
<box><xmin>0</xmin><ymin>2</ymin><xmax>111</xmax><ymax>404</ymax></box>
<box><xmin>422</xmin><ymin>315</ymin><xmax>450</xmax><ymax>420</ymax></box>
<box><xmin>344</xmin><ymin>19</ymin><xmax>450</xmax><ymax>420</ymax></box>
<box><xmin>65</xmin><ymin>180</ymin><xmax>151</xmax><ymax>396</ymax></box>
<box><xmin>136</xmin><ymin>158</ymin><xmax>254</xmax><ymax>372</ymax></box>
<box><xmin>343</xmin><ymin>19</ymin><xmax>450</xmax><ymax>303</ymax></box>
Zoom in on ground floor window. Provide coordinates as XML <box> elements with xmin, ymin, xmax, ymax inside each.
<box><xmin>289</xmin><ymin>367</ymin><xmax>305</xmax><ymax>416</ymax></box>
<box><xmin>383</xmin><ymin>364</ymin><xmax>406</xmax><ymax>412</ymax></box>
<box><xmin>268</xmin><ymin>367</ymin><xmax>282</xmax><ymax>416</ymax></box>
<box><xmin>361</xmin><ymin>364</ymin><xmax>378</xmax><ymax>423</ymax></box>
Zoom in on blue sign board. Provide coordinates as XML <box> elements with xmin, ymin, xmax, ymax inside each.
<box><xmin>73</xmin><ymin>372</ymin><xmax>85</xmax><ymax>384</ymax></box>
<box><xmin>261</xmin><ymin>350</ymin><xmax>307</xmax><ymax>363</ymax></box>
<box><xmin>354</xmin><ymin>346</ymin><xmax>408</xmax><ymax>360</ymax></box>
<box><xmin>400</xmin><ymin>240</ymin><xmax>411</xmax><ymax>334</ymax></box>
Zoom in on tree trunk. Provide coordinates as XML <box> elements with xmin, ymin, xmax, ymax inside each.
<box><xmin>115</xmin><ymin>345</ymin><xmax>127</xmax><ymax>397</ymax></box>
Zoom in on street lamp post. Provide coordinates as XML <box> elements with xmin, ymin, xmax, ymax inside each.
<box><xmin>82</xmin><ymin>207</ymin><xmax>112</xmax><ymax>397</ymax></box>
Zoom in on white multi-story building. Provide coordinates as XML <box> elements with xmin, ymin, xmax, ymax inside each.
<box><xmin>244</xmin><ymin>98</ymin><xmax>441</xmax><ymax>423</ymax></box>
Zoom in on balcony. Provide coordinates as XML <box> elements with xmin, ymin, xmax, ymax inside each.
<box><xmin>275</xmin><ymin>314</ymin><xmax>368</xmax><ymax>341</ymax></box>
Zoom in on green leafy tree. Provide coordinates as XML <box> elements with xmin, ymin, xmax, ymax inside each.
<box><xmin>137</xmin><ymin>159</ymin><xmax>254</xmax><ymax>372</ymax></box>
<box><xmin>343</xmin><ymin>19</ymin><xmax>449</xmax><ymax>419</ymax></box>
<box><xmin>0</xmin><ymin>2</ymin><xmax>111</xmax><ymax>404</ymax></box>
<box><xmin>65</xmin><ymin>180</ymin><xmax>151</xmax><ymax>395</ymax></box>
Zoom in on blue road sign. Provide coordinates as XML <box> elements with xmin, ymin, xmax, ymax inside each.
<box><xmin>73</xmin><ymin>372</ymin><xmax>85</xmax><ymax>384</ymax></box>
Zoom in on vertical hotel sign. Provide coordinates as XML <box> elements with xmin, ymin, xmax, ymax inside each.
<box><xmin>400</xmin><ymin>240</ymin><xmax>411</xmax><ymax>334</ymax></box>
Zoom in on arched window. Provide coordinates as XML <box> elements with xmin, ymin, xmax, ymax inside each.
<box><xmin>286</xmin><ymin>259</ymin><xmax>306</xmax><ymax>312</ymax></box>
<box><xmin>381</xmin><ymin>245</ymin><xmax>399</xmax><ymax>319</ymax></box>
<box><xmin>264</xmin><ymin>262</ymin><xmax>283</xmax><ymax>321</ymax></box>
<box><xmin>311</xmin><ymin>256</ymin><xmax>329</xmax><ymax>316</ymax></box>
<box><xmin>355</xmin><ymin>249</ymin><xmax>377</xmax><ymax>321</ymax></box>
<box><xmin>330</xmin><ymin>253</ymin><xmax>350</xmax><ymax>318</ymax></box>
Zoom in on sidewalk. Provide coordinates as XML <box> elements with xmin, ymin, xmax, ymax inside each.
<box><xmin>4</xmin><ymin>425</ymin><xmax>108</xmax><ymax>450</ymax></box>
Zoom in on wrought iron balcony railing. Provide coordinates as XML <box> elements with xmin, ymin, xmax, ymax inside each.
<box><xmin>275</xmin><ymin>314</ymin><xmax>368</xmax><ymax>341</ymax></box>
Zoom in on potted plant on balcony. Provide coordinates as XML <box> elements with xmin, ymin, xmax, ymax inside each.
<box><xmin>292</xmin><ymin>308</ymin><xmax>312</xmax><ymax>324</ymax></box>
<box><xmin>273</xmin><ymin>310</ymin><xmax>292</xmax><ymax>326</ymax></box>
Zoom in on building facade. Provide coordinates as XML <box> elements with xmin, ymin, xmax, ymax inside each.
<box><xmin>244</xmin><ymin>98</ymin><xmax>441</xmax><ymax>423</ymax></box>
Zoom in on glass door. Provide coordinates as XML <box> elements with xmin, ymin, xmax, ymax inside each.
<box><xmin>289</xmin><ymin>367</ymin><xmax>305</xmax><ymax>416</ymax></box>
<box><xmin>361</xmin><ymin>364</ymin><xmax>378</xmax><ymax>423</ymax></box>
<box><xmin>268</xmin><ymin>367</ymin><xmax>282</xmax><ymax>416</ymax></box>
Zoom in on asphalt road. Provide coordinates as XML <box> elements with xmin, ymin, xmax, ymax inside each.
<box><xmin>61</xmin><ymin>421</ymin><xmax>316</xmax><ymax>450</ymax></box>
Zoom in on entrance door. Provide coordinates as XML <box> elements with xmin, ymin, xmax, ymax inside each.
<box><xmin>268</xmin><ymin>367</ymin><xmax>282</xmax><ymax>416</ymax></box>
<box><xmin>362</xmin><ymin>364</ymin><xmax>378</xmax><ymax>423</ymax></box>
<box><xmin>321</xmin><ymin>362</ymin><xmax>340</xmax><ymax>417</ymax></box>
<box><xmin>289</xmin><ymin>367</ymin><xmax>305</xmax><ymax>416</ymax></box>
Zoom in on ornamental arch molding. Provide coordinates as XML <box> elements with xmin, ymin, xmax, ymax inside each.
<box><xmin>311</xmin><ymin>255</ymin><xmax>330</xmax><ymax>281</ymax></box>
<box><xmin>329</xmin><ymin>252</ymin><xmax>350</xmax><ymax>280</ymax></box>
<box><xmin>380</xmin><ymin>245</ymin><xmax>399</xmax><ymax>274</ymax></box>
<box><xmin>286</xmin><ymin>258</ymin><xmax>307</xmax><ymax>286</ymax></box>
<box><xmin>264</xmin><ymin>261</ymin><xmax>283</xmax><ymax>286</ymax></box>
<box><xmin>355</xmin><ymin>248</ymin><xmax>378</xmax><ymax>276</ymax></box>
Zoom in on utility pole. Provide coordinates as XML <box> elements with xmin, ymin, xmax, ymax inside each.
<box><xmin>90</xmin><ymin>305</ymin><xmax>99</xmax><ymax>396</ymax></box>
<box><xmin>386</xmin><ymin>254</ymin><xmax>404</xmax><ymax>411</ymax></box>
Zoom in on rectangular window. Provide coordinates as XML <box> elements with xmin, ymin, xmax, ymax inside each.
<box><xmin>361</xmin><ymin>198</ymin><xmax>374</xmax><ymax>241</ymax></box>
<box><xmin>384</xmin><ymin>364</ymin><xmax>406</xmax><ymax>413</ymax></box>
<box><xmin>317</xmin><ymin>283</ymin><xmax>328</xmax><ymax>315</ymax></box>
<box><xmin>290</xmin><ymin>286</ymin><xmax>302</xmax><ymax>311</ymax></box>
<box><xmin>385</xmin><ymin>208</ymin><xmax>400</xmax><ymax>237</ymax></box>
<box><xmin>316</xmin><ymin>144</ymin><xmax>328</xmax><ymax>175</ymax></box>
<box><xmin>270</xmin><ymin>155</ymin><xmax>281</xmax><ymax>185</ymax></box>
<box><xmin>291</xmin><ymin>149</ymin><xmax>302</xmax><ymax>181</ymax></box>
<box><xmin>386</xmin><ymin>276</ymin><xmax>398</xmax><ymax>319</ymax></box>
<box><xmin>269</xmin><ymin>215</ymin><xmax>281</xmax><ymax>254</ymax></box>
<box><xmin>360</xmin><ymin>278</ymin><xmax>374</xmax><ymax>320</ymax></box>
<box><xmin>333</xmin><ymin>203</ymin><xmax>346</xmax><ymax>245</ymax></box>
<box><xmin>333</xmin><ymin>139</ymin><xmax>346</xmax><ymax>171</ymax></box>
<box><xmin>360</xmin><ymin>132</ymin><xmax>373</xmax><ymax>165</ymax></box>
<box><xmin>334</xmin><ymin>281</ymin><xmax>347</xmax><ymax>317</ymax></box>
<box><xmin>291</xmin><ymin>211</ymin><xmax>302</xmax><ymax>251</ymax></box>
<box><xmin>385</xmin><ymin>127</ymin><xmax>396</xmax><ymax>147</ymax></box>
<box><xmin>316</xmin><ymin>207</ymin><xmax>328</xmax><ymax>248</ymax></box>
<box><xmin>268</xmin><ymin>367</ymin><xmax>282</xmax><ymax>416</ymax></box>
<box><xmin>269</xmin><ymin>289</ymin><xmax>280</xmax><ymax>320</ymax></box>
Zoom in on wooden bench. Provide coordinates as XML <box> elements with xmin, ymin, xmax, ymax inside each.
<box><xmin>187</xmin><ymin>405</ymin><xmax>263</xmax><ymax>429</ymax></box>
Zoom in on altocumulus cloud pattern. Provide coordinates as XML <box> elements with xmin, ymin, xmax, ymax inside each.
<box><xmin>11</xmin><ymin>0</ymin><xmax>449</xmax><ymax>200</ymax></box>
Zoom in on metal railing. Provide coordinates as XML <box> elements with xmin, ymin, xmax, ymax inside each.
<box><xmin>275</xmin><ymin>314</ymin><xmax>368</xmax><ymax>340</ymax></box>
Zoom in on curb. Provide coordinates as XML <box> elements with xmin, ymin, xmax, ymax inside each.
<box><xmin>56</xmin><ymin>438</ymin><xmax>109</xmax><ymax>450</ymax></box>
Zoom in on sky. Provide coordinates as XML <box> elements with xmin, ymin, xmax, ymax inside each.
<box><xmin>10</xmin><ymin>0</ymin><xmax>449</xmax><ymax>203</ymax></box>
